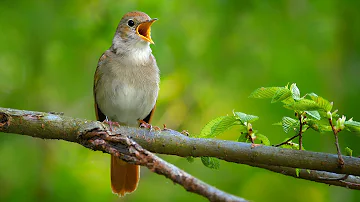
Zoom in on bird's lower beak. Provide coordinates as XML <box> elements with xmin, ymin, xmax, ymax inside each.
<box><xmin>136</xmin><ymin>18</ymin><xmax>157</xmax><ymax>44</ymax></box>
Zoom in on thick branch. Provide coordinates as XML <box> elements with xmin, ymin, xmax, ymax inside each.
<box><xmin>1</xmin><ymin>107</ymin><xmax>360</xmax><ymax>191</ymax></box>
<box><xmin>0</xmin><ymin>107</ymin><xmax>246</xmax><ymax>202</ymax></box>
<box><xmin>80</xmin><ymin>128</ymin><xmax>246</xmax><ymax>202</ymax></box>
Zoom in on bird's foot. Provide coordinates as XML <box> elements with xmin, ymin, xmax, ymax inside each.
<box><xmin>139</xmin><ymin>120</ymin><xmax>152</xmax><ymax>129</ymax></box>
<box><xmin>139</xmin><ymin>120</ymin><xmax>161</xmax><ymax>131</ymax></box>
<box><xmin>103</xmin><ymin>119</ymin><xmax>120</xmax><ymax>131</ymax></box>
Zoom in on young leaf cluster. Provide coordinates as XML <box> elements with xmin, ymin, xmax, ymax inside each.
<box><xmin>187</xmin><ymin>111</ymin><xmax>270</xmax><ymax>169</ymax></box>
<box><xmin>189</xmin><ymin>83</ymin><xmax>359</xmax><ymax>170</ymax></box>
<box><xmin>250</xmin><ymin>83</ymin><xmax>360</xmax><ymax>150</ymax></box>
<box><xmin>250</xmin><ymin>83</ymin><xmax>360</xmax><ymax>134</ymax></box>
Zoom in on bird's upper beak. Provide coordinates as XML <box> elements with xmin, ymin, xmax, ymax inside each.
<box><xmin>136</xmin><ymin>18</ymin><xmax>157</xmax><ymax>44</ymax></box>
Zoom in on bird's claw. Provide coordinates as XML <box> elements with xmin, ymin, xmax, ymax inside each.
<box><xmin>103</xmin><ymin>120</ymin><xmax>120</xmax><ymax>131</ymax></box>
<box><xmin>139</xmin><ymin>120</ymin><xmax>152</xmax><ymax>129</ymax></box>
<box><xmin>139</xmin><ymin>120</ymin><xmax>161</xmax><ymax>131</ymax></box>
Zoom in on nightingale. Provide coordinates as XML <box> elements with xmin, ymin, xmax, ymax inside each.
<box><xmin>93</xmin><ymin>11</ymin><xmax>159</xmax><ymax>196</ymax></box>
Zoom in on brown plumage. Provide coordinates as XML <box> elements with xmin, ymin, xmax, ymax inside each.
<box><xmin>93</xmin><ymin>11</ymin><xmax>159</xmax><ymax>196</ymax></box>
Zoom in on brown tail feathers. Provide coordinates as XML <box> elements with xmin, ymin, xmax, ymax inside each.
<box><xmin>111</xmin><ymin>155</ymin><xmax>140</xmax><ymax>196</ymax></box>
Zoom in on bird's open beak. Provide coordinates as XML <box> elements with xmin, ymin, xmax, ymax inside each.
<box><xmin>136</xmin><ymin>18</ymin><xmax>157</xmax><ymax>44</ymax></box>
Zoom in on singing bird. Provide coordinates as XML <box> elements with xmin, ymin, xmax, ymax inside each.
<box><xmin>93</xmin><ymin>11</ymin><xmax>159</xmax><ymax>196</ymax></box>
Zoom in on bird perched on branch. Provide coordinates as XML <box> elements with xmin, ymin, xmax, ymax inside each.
<box><xmin>93</xmin><ymin>11</ymin><xmax>159</xmax><ymax>196</ymax></box>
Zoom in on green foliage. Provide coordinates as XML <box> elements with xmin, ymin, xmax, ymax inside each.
<box><xmin>195</xmin><ymin>111</ymin><xmax>266</xmax><ymax>169</ymax></box>
<box><xmin>345</xmin><ymin>147</ymin><xmax>353</xmax><ymax>157</ymax></box>
<box><xmin>308</xmin><ymin>93</ymin><xmax>333</xmax><ymax>112</ymax></box>
<box><xmin>305</xmin><ymin>110</ymin><xmax>321</xmax><ymax>120</ymax></box>
<box><xmin>234</xmin><ymin>112</ymin><xmax>259</xmax><ymax>123</ymax></box>
<box><xmin>198</xmin><ymin>112</ymin><xmax>263</xmax><ymax>143</ymax></box>
<box><xmin>198</xmin><ymin>116</ymin><xmax>239</xmax><ymax>138</ymax></box>
<box><xmin>345</xmin><ymin>119</ymin><xmax>360</xmax><ymax>133</ymax></box>
<box><xmin>281</xmin><ymin>117</ymin><xmax>299</xmax><ymax>134</ymax></box>
<box><xmin>237</xmin><ymin>134</ymin><xmax>249</xmax><ymax>143</ymax></box>
<box><xmin>197</xmin><ymin>83</ymin><xmax>359</xmax><ymax>172</ymax></box>
<box><xmin>200</xmin><ymin>157</ymin><xmax>220</xmax><ymax>169</ymax></box>
<box><xmin>306</xmin><ymin>119</ymin><xmax>332</xmax><ymax>133</ymax></box>
<box><xmin>290</xmin><ymin>83</ymin><xmax>301</xmax><ymax>101</ymax></box>
<box><xmin>285</xmin><ymin>99</ymin><xmax>321</xmax><ymax>111</ymax></box>
<box><xmin>250</xmin><ymin>83</ymin><xmax>360</xmax><ymax>156</ymax></box>
<box><xmin>271</xmin><ymin>87</ymin><xmax>292</xmax><ymax>103</ymax></box>
<box><xmin>193</xmin><ymin>116</ymin><xmax>238</xmax><ymax>168</ymax></box>
<box><xmin>186</xmin><ymin>156</ymin><xmax>195</xmax><ymax>163</ymax></box>
<box><xmin>256</xmin><ymin>134</ymin><xmax>271</xmax><ymax>146</ymax></box>
<box><xmin>249</xmin><ymin>87</ymin><xmax>287</xmax><ymax>99</ymax></box>
<box><xmin>295</xmin><ymin>168</ymin><xmax>300</xmax><ymax>177</ymax></box>
<box><xmin>251</xmin><ymin>84</ymin><xmax>334</xmax><ymax>113</ymax></box>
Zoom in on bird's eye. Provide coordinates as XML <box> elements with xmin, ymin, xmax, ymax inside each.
<box><xmin>127</xmin><ymin>20</ymin><xmax>135</xmax><ymax>27</ymax></box>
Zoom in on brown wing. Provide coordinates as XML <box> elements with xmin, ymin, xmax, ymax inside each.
<box><xmin>94</xmin><ymin>53</ymin><xmax>107</xmax><ymax>122</ymax></box>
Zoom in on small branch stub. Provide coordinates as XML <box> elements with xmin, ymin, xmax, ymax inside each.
<box><xmin>0</xmin><ymin>112</ymin><xmax>11</xmax><ymax>128</ymax></box>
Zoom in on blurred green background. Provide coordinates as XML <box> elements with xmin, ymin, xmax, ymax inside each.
<box><xmin>1</xmin><ymin>0</ymin><xmax>360</xmax><ymax>201</ymax></box>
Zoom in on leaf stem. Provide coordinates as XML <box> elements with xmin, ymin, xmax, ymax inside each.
<box><xmin>247</xmin><ymin>123</ymin><xmax>255</xmax><ymax>144</ymax></box>
<box><xmin>274</xmin><ymin>114</ymin><xmax>304</xmax><ymax>148</ymax></box>
<box><xmin>298</xmin><ymin>115</ymin><xmax>303</xmax><ymax>150</ymax></box>
<box><xmin>329</xmin><ymin>118</ymin><xmax>345</xmax><ymax>168</ymax></box>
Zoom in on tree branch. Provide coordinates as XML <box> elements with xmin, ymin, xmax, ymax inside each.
<box><xmin>0</xmin><ymin>107</ymin><xmax>247</xmax><ymax>202</ymax></box>
<box><xmin>80</xmin><ymin>128</ymin><xmax>246</xmax><ymax>202</ymax></box>
<box><xmin>244</xmin><ymin>162</ymin><xmax>360</xmax><ymax>189</ymax></box>
<box><xmin>1</xmin><ymin>107</ymin><xmax>360</xmax><ymax>194</ymax></box>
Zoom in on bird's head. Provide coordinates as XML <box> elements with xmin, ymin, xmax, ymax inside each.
<box><xmin>112</xmin><ymin>11</ymin><xmax>157</xmax><ymax>54</ymax></box>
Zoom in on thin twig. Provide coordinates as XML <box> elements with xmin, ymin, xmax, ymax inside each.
<box><xmin>339</xmin><ymin>180</ymin><xmax>360</xmax><ymax>189</ymax></box>
<box><xmin>328</xmin><ymin>118</ymin><xmax>345</xmax><ymax>168</ymax></box>
<box><xmin>248</xmin><ymin>127</ymin><xmax>255</xmax><ymax>144</ymax></box>
<box><xmin>274</xmin><ymin>133</ymin><xmax>301</xmax><ymax>147</ymax></box>
<box><xmin>298</xmin><ymin>115</ymin><xmax>303</xmax><ymax>150</ymax></box>
<box><xmin>244</xmin><ymin>162</ymin><xmax>360</xmax><ymax>190</ymax></box>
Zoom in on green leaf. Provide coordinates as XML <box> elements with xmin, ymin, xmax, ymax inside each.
<box><xmin>198</xmin><ymin>116</ymin><xmax>238</xmax><ymax>138</ymax></box>
<box><xmin>305</xmin><ymin>110</ymin><xmax>321</xmax><ymax>120</ymax></box>
<box><xmin>295</xmin><ymin>168</ymin><xmax>300</xmax><ymax>177</ymax></box>
<box><xmin>282</xmin><ymin>117</ymin><xmax>299</xmax><ymax>133</ymax></box>
<box><xmin>201</xmin><ymin>157</ymin><xmax>220</xmax><ymax>169</ymax></box>
<box><xmin>290</xmin><ymin>83</ymin><xmax>301</xmax><ymax>100</ymax></box>
<box><xmin>281</xmin><ymin>97</ymin><xmax>296</xmax><ymax>105</ymax></box>
<box><xmin>345</xmin><ymin>120</ymin><xmax>360</xmax><ymax>133</ymax></box>
<box><xmin>186</xmin><ymin>156</ymin><xmax>194</xmax><ymax>163</ymax></box>
<box><xmin>237</xmin><ymin>133</ymin><xmax>249</xmax><ymax>143</ymax></box>
<box><xmin>234</xmin><ymin>112</ymin><xmax>259</xmax><ymax>123</ymax></box>
<box><xmin>271</xmin><ymin>88</ymin><xmax>292</xmax><ymax>103</ymax></box>
<box><xmin>345</xmin><ymin>147</ymin><xmax>353</xmax><ymax>157</ymax></box>
<box><xmin>249</xmin><ymin>87</ymin><xmax>286</xmax><ymax>99</ymax></box>
<box><xmin>255</xmin><ymin>134</ymin><xmax>270</xmax><ymax>146</ymax></box>
<box><xmin>308</xmin><ymin>93</ymin><xmax>333</xmax><ymax>112</ymax></box>
<box><xmin>285</xmin><ymin>99</ymin><xmax>320</xmax><ymax>111</ymax></box>
<box><xmin>306</xmin><ymin>119</ymin><xmax>332</xmax><ymax>133</ymax></box>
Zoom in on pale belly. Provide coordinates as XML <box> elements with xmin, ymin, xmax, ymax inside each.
<box><xmin>96</xmin><ymin>77</ymin><xmax>158</xmax><ymax>127</ymax></box>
